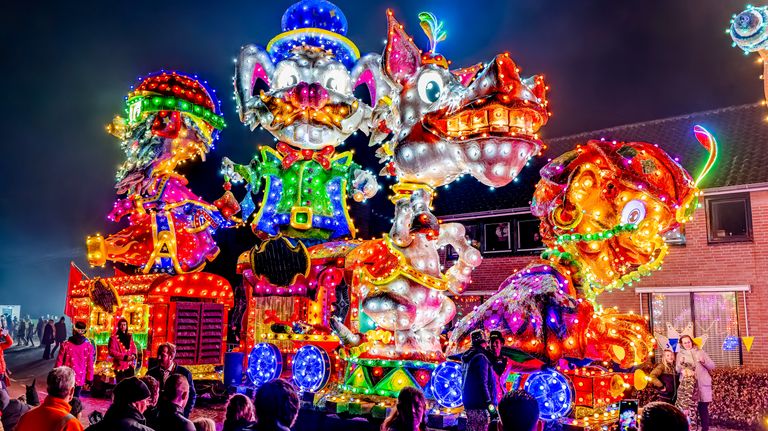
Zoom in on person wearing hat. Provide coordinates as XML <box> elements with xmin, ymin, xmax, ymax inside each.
<box><xmin>55</xmin><ymin>321</ymin><xmax>95</xmax><ymax>397</ymax></box>
<box><xmin>462</xmin><ymin>330</ymin><xmax>497</xmax><ymax>431</ymax></box>
<box><xmin>84</xmin><ymin>377</ymin><xmax>154</xmax><ymax>431</ymax></box>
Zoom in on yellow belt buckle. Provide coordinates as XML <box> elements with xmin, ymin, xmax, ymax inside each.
<box><xmin>290</xmin><ymin>206</ymin><xmax>313</xmax><ymax>230</ymax></box>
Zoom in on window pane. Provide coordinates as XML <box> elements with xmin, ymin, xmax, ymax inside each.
<box><xmin>693</xmin><ymin>293</ymin><xmax>741</xmax><ymax>367</ymax></box>
<box><xmin>712</xmin><ymin>200</ymin><xmax>747</xmax><ymax>237</ymax></box>
<box><xmin>464</xmin><ymin>224</ymin><xmax>482</xmax><ymax>250</ymax></box>
<box><xmin>516</xmin><ymin>218</ymin><xmax>545</xmax><ymax>251</ymax></box>
<box><xmin>663</xmin><ymin>226</ymin><xmax>686</xmax><ymax>245</ymax></box>
<box><xmin>650</xmin><ymin>293</ymin><xmax>692</xmax><ymax>362</ymax></box>
<box><xmin>484</xmin><ymin>222</ymin><xmax>511</xmax><ymax>252</ymax></box>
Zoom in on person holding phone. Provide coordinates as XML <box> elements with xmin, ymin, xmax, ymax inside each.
<box><xmin>676</xmin><ymin>335</ymin><xmax>715</xmax><ymax>431</ymax></box>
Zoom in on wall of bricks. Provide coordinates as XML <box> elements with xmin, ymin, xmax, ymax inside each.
<box><xmin>464</xmin><ymin>189</ymin><xmax>768</xmax><ymax>366</ymax></box>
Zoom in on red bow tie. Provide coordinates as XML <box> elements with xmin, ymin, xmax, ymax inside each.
<box><xmin>277</xmin><ymin>143</ymin><xmax>335</xmax><ymax>170</ymax></box>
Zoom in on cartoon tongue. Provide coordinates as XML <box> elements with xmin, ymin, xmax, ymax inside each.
<box><xmin>465</xmin><ymin>138</ymin><xmax>540</xmax><ymax>187</ymax></box>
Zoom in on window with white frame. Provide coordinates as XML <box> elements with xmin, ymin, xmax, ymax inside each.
<box><xmin>648</xmin><ymin>291</ymin><xmax>741</xmax><ymax>366</ymax></box>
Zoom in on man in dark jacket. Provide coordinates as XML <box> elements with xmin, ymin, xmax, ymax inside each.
<box><xmin>42</xmin><ymin>320</ymin><xmax>55</xmax><ymax>360</ymax></box>
<box><xmin>145</xmin><ymin>342</ymin><xmax>196</xmax><ymax>417</ymax></box>
<box><xmin>36</xmin><ymin>317</ymin><xmax>44</xmax><ymax>346</ymax></box>
<box><xmin>52</xmin><ymin>317</ymin><xmax>67</xmax><ymax>357</ymax></box>
<box><xmin>147</xmin><ymin>374</ymin><xmax>195</xmax><ymax>431</ymax></box>
<box><xmin>85</xmin><ymin>377</ymin><xmax>153</xmax><ymax>431</ymax></box>
<box><xmin>462</xmin><ymin>330</ymin><xmax>497</xmax><ymax>431</ymax></box>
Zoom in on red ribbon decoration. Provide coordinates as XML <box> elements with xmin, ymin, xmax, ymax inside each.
<box><xmin>277</xmin><ymin>142</ymin><xmax>335</xmax><ymax>170</ymax></box>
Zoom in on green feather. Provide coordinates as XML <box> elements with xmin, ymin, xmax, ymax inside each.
<box><xmin>418</xmin><ymin>11</ymin><xmax>447</xmax><ymax>53</ymax></box>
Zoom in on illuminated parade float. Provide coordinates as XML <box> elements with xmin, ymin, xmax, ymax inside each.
<box><xmin>65</xmin><ymin>0</ymin><xmax>721</xmax><ymax>427</ymax></box>
<box><xmin>66</xmin><ymin>71</ymin><xmax>238</xmax><ymax>396</ymax></box>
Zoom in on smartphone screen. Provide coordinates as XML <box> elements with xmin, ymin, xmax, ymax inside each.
<box><xmin>619</xmin><ymin>400</ymin><xmax>639</xmax><ymax>431</ymax></box>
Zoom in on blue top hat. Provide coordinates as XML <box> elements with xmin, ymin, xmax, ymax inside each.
<box><xmin>266</xmin><ymin>0</ymin><xmax>360</xmax><ymax>69</ymax></box>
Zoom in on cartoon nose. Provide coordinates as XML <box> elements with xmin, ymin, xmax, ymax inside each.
<box><xmin>289</xmin><ymin>82</ymin><xmax>330</xmax><ymax>109</ymax></box>
<box><xmin>493</xmin><ymin>55</ymin><xmax>521</xmax><ymax>93</ymax></box>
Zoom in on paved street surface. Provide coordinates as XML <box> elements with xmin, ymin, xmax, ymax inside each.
<box><xmin>3</xmin><ymin>342</ymin><xmax>739</xmax><ymax>431</ymax></box>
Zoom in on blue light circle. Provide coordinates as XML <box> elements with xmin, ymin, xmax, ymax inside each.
<box><xmin>247</xmin><ymin>343</ymin><xmax>283</xmax><ymax>387</ymax></box>
<box><xmin>291</xmin><ymin>345</ymin><xmax>331</xmax><ymax>392</ymax></box>
<box><xmin>429</xmin><ymin>361</ymin><xmax>463</xmax><ymax>408</ymax></box>
<box><xmin>523</xmin><ymin>370</ymin><xmax>573</xmax><ymax>420</ymax></box>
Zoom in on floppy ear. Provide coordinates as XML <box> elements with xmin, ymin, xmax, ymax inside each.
<box><xmin>382</xmin><ymin>10</ymin><xmax>422</xmax><ymax>85</ymax></box>
<box><xmin>351</xmin><ymin>53</ymin><xmax>392</xmax><ymax>108</ymax></box>
<box><xmin>234</xmin><ymin>44</ymin><xmax>274</xmax><ymax>128</ymax></box>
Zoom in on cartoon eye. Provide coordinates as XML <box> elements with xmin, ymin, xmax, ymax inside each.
<box><xmin>274</xmin><ymin>64</ymin><xmax>300</xmax><ymax>89</ymax></box>
<box><xmin>621</xmin><ymin>200</ymin><xmax>646</xmax><ymax>225</ymax></box>
<box><xmin>417</xmin><ymin>70</ymin><xmax>444</xmax><ymax>104</ymax></box>
<box><xmin>324</xmin><ymin>69</ymin><xmax>351</xmax><ymax>93</ymax></box>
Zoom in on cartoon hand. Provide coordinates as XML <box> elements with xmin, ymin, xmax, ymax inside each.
<box><xmin>586</xmin><ymin>310</ymin><xmax>653</xmax><ymax>368</ymax></box>
<box><xmin>221</xmin><ymin>157</ymin><xmax>244</xmax><ymax>183</ymax></box>
<box><xmin>351</xmin><ymin>169</ymin><xmax>378</xmax><ymax>201</ymax></box>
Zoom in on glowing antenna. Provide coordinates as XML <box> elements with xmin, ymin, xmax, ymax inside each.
<box><xmin>418</xmin><ymin>12</ymin><xmax>447</xmax><ymax>54</ymax></box>
<box><xmin>692</xmin><ymin>125</ymin><xmax>719</xmax><ymax>187</ymax></box>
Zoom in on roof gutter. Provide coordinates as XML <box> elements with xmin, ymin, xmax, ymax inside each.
<box><xmin>438</xmin><ymin>207</ymin><xmax>532</xmax><ymax>222</ymax></box>
<box><xmin>701</xmin><ymin>182</ymin><xmax>768</xmax><ymax>196</ymax></box>
<box><xmin>438</xmin><ymin>183</ymin><xmax>768</xmax><ymax>221</ymax></box>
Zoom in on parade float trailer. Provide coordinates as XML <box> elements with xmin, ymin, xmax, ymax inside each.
<box><xmin>65</xmin><ymin>264</ymin><xmax>233</xmax><ymax>397</ymax></box>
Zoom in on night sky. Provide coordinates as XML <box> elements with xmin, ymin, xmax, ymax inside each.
<box><xmin>1</xmin><ymin>0</ymin><xmax>761</xmax><ymax>316</ymax></box>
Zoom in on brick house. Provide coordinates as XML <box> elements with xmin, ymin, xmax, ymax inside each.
<box><xmin>436</xmin><ymin>103</ymin><xmax>768</xmax><ymax>367</ymax></box>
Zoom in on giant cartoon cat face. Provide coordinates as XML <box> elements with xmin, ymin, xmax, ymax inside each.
<box><xmin>235</xmin><ymin>45</ymin><xmax>390</xmax><ymax>150</ymax></box>
<box><xmin>373</xmin><ymin>11</ymin><xmax>550</xmax><ymax>188</ymax></box>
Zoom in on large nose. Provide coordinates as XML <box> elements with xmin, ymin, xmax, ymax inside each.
<box><xmin>288</xmin><ymin>82</ymin><xmax>330</xmax><ymax>109</ymax></box>
<box><xmin>492</xmin><ymin>54</ymin><xmax>521</xmax><ymax>93</ymax></box>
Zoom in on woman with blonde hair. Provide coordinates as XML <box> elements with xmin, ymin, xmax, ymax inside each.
<box><xmin>381</xmin><ymin>387</ymin><xmax>426</xmax><ymax>431</ymax></box>
<box><xmin>649</xmin><ymin>349</ymin><xmax>677</xmax><ymax>404</ymax></box>
<box><xmin>193</xmin><ymin>418</ymin><xmax>216</xmax><ymax>431</ymax></box>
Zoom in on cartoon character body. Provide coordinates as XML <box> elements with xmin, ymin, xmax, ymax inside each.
<box><xmin>447</xmin><ymin>130</ymin><xmax>717</xmax><ymax>368</ymax></box>
<box><xmin>339</xmin><ymin>11</ymin><xmax>550</xmax><ymax>360</ymax></box>
<box><xmin>87</xmin><ymin>72</ymin><xmax>234</xmax><ymax>274</ymax></box>
<box><xmin>223</xmin><ymin>0</ymin><xmax>386</xmax><ymax>241</ymax></box>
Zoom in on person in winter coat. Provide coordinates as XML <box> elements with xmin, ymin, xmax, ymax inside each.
<box><xmin>248</xmin><ymin>379</ymin><xmax>300</xmax><ymax>431</ymax></box>
<box><xmin>147</xmin><ymin>374</ymin><xmax>195</xmax><ymax>431</ymax></box>
<box><xmin>139</xmin><ymin>375</ymin><xmax>160</xmax><ymax>424</ymax></box>
<box><xmin>676</xmin><ymin>335</ymin><xmax>715</xmax><ymax>431</ymax></box>
<box><xmin>0</xmin><ymin>379</ymin><xmax>35</xmax><ymax>430</ymax></box>
<box><xmin>55</xmin><ymin>321</ymin><xmax>95</xmax><ymax>397</ymax></box>
<box><xmin>15</xmin><ymin>367</ymin><xmax>83</xmax><ymax>431</ymax></box>
<box><xmin>25</xmin><ymin>318</ymin><xmax>35</xmax><ymax>346</ymax></box>
<box><xmin>109</xmin><ymin>318</ymin><xmax>138</xmax><ymax>382</ymax></box>
<box><xmin>42</xmin><ymin>320</ymin><xmax>55</xmax><ymax>360</ymax></box>
<box><xmin>17</xmin><ymin>319</ymin><xmax>26</xmax><ymax>347</ymax></box>
<box><xmin>223</xmin><ymin>394</ymin><xmax>256</xmax><ymax>431</ymax></box>
<box><xmin>649</xmin><ymin>349</ymin><xmax>677</xmax><ymax>404</ymax></box>
<box><xmin>84</xmin><ymin>376</ymin><xmax>154</xmax><ymax>431</ymax></box>
<box><xmin>461</xmin><ymin>330</ymin><xmax>497</xmax><ymax>431</ymax></box>
<box><xmin>146</xmin><ymin>342</ymin><xmax>196</xmax><ymax>417</ymax></box>
<box><xmin>36</xmin><ymin>317</ymin><xmax>44</xmax><ymax>344</ymax></box>
<box><xmin>0</xmin><ymin>330</ymin><xmax>13</xmax><ymax>390</ymax></box>
<box><xmin>381</xmin><ymin>387</ymin><xmax>425</xmax><ymax>431</ymax></box>
<box><xmin>52</xmin><ymin>316</ymin><xmax>68</xmax><ymax>357</ymax></box>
